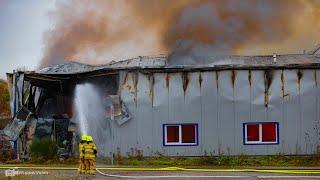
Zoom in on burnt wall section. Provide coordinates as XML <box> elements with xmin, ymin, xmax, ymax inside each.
<box><xmin>36</xmin><ymin>90</ymin><xmax>73</xmax><ymax>119</ymax></box>
<box><xmin>32</xmin><ymin>74</ymin><xmax>119</xmax><ymax>119</ymax></box>
<box><xmin>82</xmin><ymin>75</ymin><xmax>119</xmax><ymax>95</ymax></box>
<box><xmin>15</xmin><ymin>74</ymin><xmax>120</xmax><ymax>158</ymax></box>
<box><xmin>112</xmin><ymin>69</ymin><xmax>320</xmax><ymax>157</ymax></box>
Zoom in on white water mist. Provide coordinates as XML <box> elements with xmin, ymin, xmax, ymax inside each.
<box><xmin>73</xmin><ymin>83</ymin><xmax>110</xmax><ymax>157</ymax></box>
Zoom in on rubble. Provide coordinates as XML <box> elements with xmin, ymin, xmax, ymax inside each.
<box><xmin>34</xmin><ymin>118</ymin><xmax>53</xmax><ymax>139</ymax></box>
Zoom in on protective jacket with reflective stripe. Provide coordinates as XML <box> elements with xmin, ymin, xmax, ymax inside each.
<box><xmin>84</xmin><ymin>142</ymin><xmax>97</xmax><ymax>159</ymax></box>
<box><xmin>79</xmin><ymin>142</ymin><xmax>85</xmax><ymax>158</ymax></box>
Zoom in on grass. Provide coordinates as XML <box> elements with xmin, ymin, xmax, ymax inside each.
<box><xmin>3</xmin><ymin>155</ymin><xmax>320</xmax><ymax>168</ymax></box>
<box><xmin>5</xmin><ymin>158</ymin><xmax>79</xmax><ymax>166</ymax></box>
<box><xmin>106</xmin><ymin>154</ymin><xmax>320</xmax><ymax>168</ymax></box>
<box><xmin>29</xmin><ymin>138</ymin><xmax>58</xmax><ymax>162</ymax></box>
<box><xmin>4</xmin><ymin>143</ymin><xmax>320</xmax><ymax>168</ymax></box>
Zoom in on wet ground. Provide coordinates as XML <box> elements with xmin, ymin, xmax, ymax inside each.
<box><xmin>1</xmin><ymin>169</ymin><xmax>320</xmax><ymax>179</ymax></box>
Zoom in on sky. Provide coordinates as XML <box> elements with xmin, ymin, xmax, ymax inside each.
<box><xmin>0</xmin><ymin>0</ymin><xmax>56</xmax><ymax>79</ymax></box>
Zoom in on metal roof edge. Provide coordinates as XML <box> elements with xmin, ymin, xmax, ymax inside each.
<box><xmin>23</xmin><ymin>63</ymin><xmax>320</xmax><ymax>80</ymax></box>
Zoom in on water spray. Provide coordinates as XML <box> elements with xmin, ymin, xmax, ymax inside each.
<box><xmin>73</xmin><ymin>83</ymin><xmax>111</xmax><ymax>157</ymax></box>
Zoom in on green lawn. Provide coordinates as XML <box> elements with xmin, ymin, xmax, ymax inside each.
<box><xmin>104</xmin><ymin>154</ymin><xmax>320</xmax><ymax>167</ymax></box>
<box><xmin>3</xmin><ymin>155</ymin><xmax>320</xmax><ymax>169</ymax></box>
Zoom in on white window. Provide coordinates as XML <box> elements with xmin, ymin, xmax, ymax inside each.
<box><xmin>243</xmin><ymin>122</ymin><xmax>279</xmax><ymax>145</ymax></box>
<box><xmin>163</xmin><ymin>124</ymin><xmax>198</xmax><ymax>146</ymax></box>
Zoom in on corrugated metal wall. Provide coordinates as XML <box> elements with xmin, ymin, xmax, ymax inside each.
<box><xmin>111</xmin><ymin>69</ymin><xmax>320</xmax><ymax>156</ymax></box>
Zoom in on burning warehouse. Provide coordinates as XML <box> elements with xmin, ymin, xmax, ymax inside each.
<box><xmin>2</xmin><ymin>47</ymin><xmax>320</xmax><ymax>159</ymax></box>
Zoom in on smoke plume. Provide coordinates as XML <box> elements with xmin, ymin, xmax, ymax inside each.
<box><xmin>40</xmin><ymin>0</ymin><xmax>320</xmax><ymax>67</ymax></box>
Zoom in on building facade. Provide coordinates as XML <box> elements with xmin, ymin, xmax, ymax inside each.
<box><xmin>114</xmin><ymin>69</ymin><xmax>320</xmax><ymax>156</ymax></box>
<box><xmin>4</xmin><ymin>54</ymin><xmax>320</xmax><ymax>158</ymax></box>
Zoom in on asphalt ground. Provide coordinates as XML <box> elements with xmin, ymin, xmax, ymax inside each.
<box><xmin>1</xmin><ymin>168</ymin><xmax>320</xmax><ymax>179</ymax></box>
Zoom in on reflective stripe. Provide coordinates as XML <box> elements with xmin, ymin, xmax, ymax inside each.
<box><xmin>79</xmin><ymin>143</ymin><xmax>85</xmax><ymax>158</ymax></box>
<box><xmin>84</xmin><ymin>156</ymin><xmax>96</xmax><ymax>159</ymax></box>
<box><xmin>84</xmin><ymin>154</ymin><xmax>94</xmax><ymax>157</ymax></box>
<box><xmin>81</xmin><ymin>142</ymin><xmax>97</xmax><ymax>159</ymax></box>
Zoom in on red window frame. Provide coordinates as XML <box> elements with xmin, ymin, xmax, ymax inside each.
<box><xmin>164</xmin><ymin>124</ymin><xmax>198</xmax><ymax>146</ymax></box>
<box><xmin>244</xmin><ymin>122</ymin><xmax>279</xmax><ymax>145</ymax></box>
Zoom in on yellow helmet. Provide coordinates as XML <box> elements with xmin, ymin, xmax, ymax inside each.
<box><xmin>81</xmin><ymin>133</ymin><xmax>88</xmax><ymax>141</ymax></box>
<box><xmin>87</xmin><ymin>136</ymin><xmax>93</xmax><ymax>142</ymax></box>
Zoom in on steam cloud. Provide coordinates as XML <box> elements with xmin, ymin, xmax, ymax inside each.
<box><xmin>40</xmin><ymin>0</ymin><xmax>320</xmax><ymax>67</ymax></box>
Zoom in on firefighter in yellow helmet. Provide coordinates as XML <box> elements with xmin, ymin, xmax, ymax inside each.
<box><xmin>78</xmin><ymin>134</ymin><xmax>88</xmax><ymax>174</ymax></box>
<box><xmin>83</xmin><ymin>135</ymin><xmax>97</xmax><ymax>175</ymax></box>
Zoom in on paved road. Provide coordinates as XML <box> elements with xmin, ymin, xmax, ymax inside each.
<box><xmin>1</xmin><ymin>169</ymin><xmax>320</xmax><ymax>179</ymax></box>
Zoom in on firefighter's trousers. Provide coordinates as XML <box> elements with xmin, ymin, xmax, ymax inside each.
<box><xmin>84</xmin><ymin>158</ymin><xmax>95</xmax><ymax>174</ymax></box>
<box><xmin>78</xmin><ymin>157</ymin><xmax>85</xmax><ymax>174</ymax></box>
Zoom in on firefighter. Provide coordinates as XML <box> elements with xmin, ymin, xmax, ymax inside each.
<box><xmin>78</xmin><ymin>134</ymin><xmax>88</xmax><ymax>174</ymax></box>
<box><xmin>83</xmin><ymin>135</ymin><xmax>97</xmax><ymax>175</ymax></box>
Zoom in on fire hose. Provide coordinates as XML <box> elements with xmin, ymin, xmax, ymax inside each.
<box><xmin>1</xmin><ymin>166</ymin><xmax>320</xmax><ymax>174</ymax></box>
<box><xmin>94</xmin><ymin>167</ymin><xmax>320</xmax><ymax>179</ymax></box>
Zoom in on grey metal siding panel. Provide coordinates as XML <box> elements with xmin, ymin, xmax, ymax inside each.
<box><xmin>317</xmin><ymin>70</ymin><xmax>320</xmax><ymax>153</ymax></box>
<box><xmin>316</xmin><ymin>70</ymin><xmax>320</xmax><ymax>153</ymax></box>
<box><xmin>167</xmin><ymin>73</ymin><xmax>185</xmax><ymax>155</ymax></box>
<box><xmin>265</xmin><ymin>70</ymin><xmax>283</xmax><ymax>155</ymax></box>
<box><xmin>152</xmin><ymin>73</ymin><xmax>168</xmax><ymax>155</ymax></box>
<box><xmin>183</xmin><ymin>72</ymin><xmax>202</xmax><ymax>155</ymax></box>
<box><xmin>248</xmin><ymin>70</ymin><xmax>268</xmax><ymax>155</ymax></box>
<box><xmin>136</xmin><ymin>73</ymin><xmax>154</xmax><ymax>156</ymax></box>
<box><xmin>234</xmin><ymin>70</ymin><xmax>251</xmax><ymax>155</ymax></box>
<box><xmin>201</xmin><ymin>72</ymin><xmax>219</xmax><ymax>155</ymax></box>
<box><xmin>117</xmin><ymin>72</ymin><xmax>138</xmax><ymax>155</ymax></box>
<box><xmin>117</xmin><ymin>69</ymin><xmax>320</xmax><ymax>157</ymax></box>
<box><xmin>283</xmin><ymin>69</ymin><xmax>300</xmax><ymax>154</ymax></box>
<box><xmin>300</xmin><ymin>70</ymin><xmax>317</xmax><ymax>154</ymax></box>
<box><xmin>217</xmin><ymin>71</ymin><xmax>235</xmax><ymax>155</ymax></box>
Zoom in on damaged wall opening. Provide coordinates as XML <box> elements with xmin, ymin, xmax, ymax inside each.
<box><xmin>2</xmin><ymin>72</ymin><xmax>130</xmax><ymax>160</ymax></box>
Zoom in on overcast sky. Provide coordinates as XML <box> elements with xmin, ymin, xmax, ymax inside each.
<box><xmin>0</xmin><ymin>0</ymin><xmax>56</xmax><ymax>79</ymax></box>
